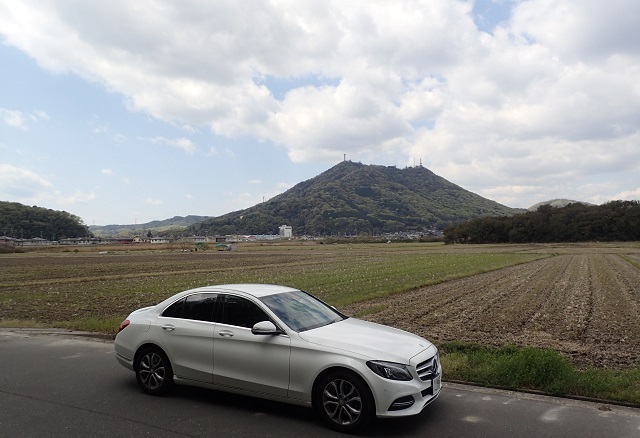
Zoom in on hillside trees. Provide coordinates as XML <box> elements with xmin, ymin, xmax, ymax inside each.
<box><xmin>444</xmin><ymin>201</ymin><xmax>640</xmax><ymax>243</ymax></box>
<box><xmin>0</xmin><ymin>201</ymin><xmax>90</xmax><ymax>239</ymax></box>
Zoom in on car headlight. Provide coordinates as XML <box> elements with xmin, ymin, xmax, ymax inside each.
<box><xmin>367</xmin><ymin>360</ymin><xmax>413</xmax><ymax>381</ymax></box>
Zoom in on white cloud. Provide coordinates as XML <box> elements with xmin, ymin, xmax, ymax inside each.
<box><xmin>276</xmin><ymin>182</ymin><xmax>293</xmax><ymax>191</ymax></box>
<box><xmin>147</xmin><ymin>136</ymin><xmax>196</xmax><ymax>154</ymax></box>
<box><xmin>1</xmin><ymin>0</ymin><xmax>639</xmax><ymax>208</ymax></box>
<box><xmin>1</xmin><ymin>108</ymin><xmax>28</xmax><ymax>130</ymax></box>
<box><xmin>144</xmin><ymin>198</ymin><xmax>163</xmax><ymax>206</ymax></box>
<box><xmin>1</xmin><ymin>108</ymin><xmax>50</xmax><ymax>129</ymax></box>
<box><xmin>0</xmin><ymin>164</ymin><xmax>53</xmax><ymax>200</ymax></box>
<box><xmin>510</xmin><ymin>0</ymin><xmax>640</xmax><ymax>61</ymax></box>
<box><xmin>101</xmin><ymin>169</ymin><xmax>113</xmax><ymax>175</ymax></box>
<box><xmin>0</xmin><ymin>164</ymin><xmax>101</xmax><ymax>209</ymax></box>
<box><xmin>57</xmin><ymin>189</ymin><xmax>97</xmax><ymax>205</ymax></box>
<box><xmin>611</xmin><ymin>187</ymin><xmax>640</xmax><ymax>201</ymax></box>
<box><xmin>32</xmin><ymin>110</ymin><xmax>50</xmax><ymax>121</ymax></box>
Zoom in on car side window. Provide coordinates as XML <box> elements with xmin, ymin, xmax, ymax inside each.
<box><xmin>162</xmin><ymin>293</ymin><xmax>217</xmax><ymax>322</ymax></box>
<box><xmin>162</xmin><ymin>297</ymin><xmax>185</xmax><ymax>318</ymax></box>
<box><xmin>219</xmin><ymin>295</ymin><xmax>270</xmax><ymax>328</ymax></box>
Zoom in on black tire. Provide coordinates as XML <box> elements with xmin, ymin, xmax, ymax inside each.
<box><xmin>135</xmin><ymin>346</ymin><xmax>173</xmax><ymax>395</ymax></box>
<box><xmin>314</xmin><ymin>370</ymin><xmax>375</xmax><ymax>433</ymax></box>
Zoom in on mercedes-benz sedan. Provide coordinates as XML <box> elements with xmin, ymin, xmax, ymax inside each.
<box><xmin>115</xmin><ymin>284</ymin><xmax>441</xmax><ymax>432</ymax></box>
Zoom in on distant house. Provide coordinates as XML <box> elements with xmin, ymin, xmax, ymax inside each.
<box><xmin>279</xmin><ymin>225</ymin><xmax>293</xmax><ymax>238</ymax></box>
<box><xmin>59</xmin><ymin>237</ymin><xmax>98</xmax><ymax>245</ymax></box>
<box><xmin>146</xmin><ymin>237</ymin><xmax>171</xmax><ymax>244</ymax></box>
<box><xmin>18</xmin><ymin>237</ymin><xmax>51</xmax><ymax>246</ymax></box>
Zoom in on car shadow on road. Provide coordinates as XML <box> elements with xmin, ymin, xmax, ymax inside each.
<box><xmin>170</xmin><ymin>384</ymin><xmax>443</xmax><ymax>436</ymax></box>
<box><xmin>115</xmin><ymin>373</ymin><xmax>442</xmax><ymax>436</ymax></box>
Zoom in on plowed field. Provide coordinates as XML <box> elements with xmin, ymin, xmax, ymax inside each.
<box><xmin>344</xmin><ymin>252</ymin><xmax>640</xmax><ymax>368</ymax></box>
<box><xmin>2</xmin><ymin>243</ymin><xmax>640</xmax><ymax>369</ymax></box>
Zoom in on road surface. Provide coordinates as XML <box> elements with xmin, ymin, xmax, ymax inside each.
<box><xmin>1</xmin><ymin>329</ymin><xmax>639</xmax><ymax>437</ymax></box>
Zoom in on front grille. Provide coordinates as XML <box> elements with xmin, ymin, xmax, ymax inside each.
<box><xmin>416</xmin><ymin>354</ymin><xmax>439</xmax><ymax>381</ymax></box>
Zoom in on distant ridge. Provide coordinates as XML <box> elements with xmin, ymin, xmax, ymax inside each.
<box><xmin>89</xmin><ymin>215</ymin><xmax>210</xmax><ymax>237</ymax></box>
<box><xmin>189</xmin><ymin>161</ymin><xmax>522</xmax><ymax>236</ymax></box>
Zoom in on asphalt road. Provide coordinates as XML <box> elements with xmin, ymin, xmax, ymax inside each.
<box><xmin>1</xmin><ymin>329</ymin><xmax>639</xmax><ymax>437</ymax></box>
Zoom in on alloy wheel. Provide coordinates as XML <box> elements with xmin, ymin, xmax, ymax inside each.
<box><xmin>321</xmin><ymin>378</ymin><xmax>363</xmax><ymax>426</ymax></box>
<box><xmin>139</xmin><ymin>351</ymin><xmax>166</xmax><ymax>391</ymax></box>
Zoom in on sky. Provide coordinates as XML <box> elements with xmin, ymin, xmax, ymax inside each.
<box><xmin>1</xmin><ymin>0</ymin><xmax>639</xmax><ymax>226</ymax></box>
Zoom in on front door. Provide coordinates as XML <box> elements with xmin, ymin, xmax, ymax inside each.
<box><xmin>213</xmin><ymin>294</ymin><xmax>291</xmax><ymax>397</ymax></box>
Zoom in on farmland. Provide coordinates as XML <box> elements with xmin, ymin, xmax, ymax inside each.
<box><xmin>345</xmin><ymin>247</ymin><xmax>640</xmax><ymax>369</ymax></box>
<box><xmin>2</xmin><ymin>241</ymin><xmax>640</xmax><ymax>372</ymax></box>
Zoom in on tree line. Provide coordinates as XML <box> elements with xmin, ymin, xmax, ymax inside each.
<box><xmin>0</xmin><ymin>201</ymin><xmax>90</xmax><ymax>240</ymax></box>
<box><xmin>444</xmin><ymin>200</ymin><xmax>640</xmax><ymax>244</ymax></box>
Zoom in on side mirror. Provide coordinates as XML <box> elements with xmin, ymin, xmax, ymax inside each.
<box><xmin>251</xmin><ymin>320</ymin><xmax>279</xmax><ymax>335</ymax></box>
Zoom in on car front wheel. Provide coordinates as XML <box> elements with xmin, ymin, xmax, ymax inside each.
<box><xmin>135</xmin><ymin>347</ymin><xmax>173</xmax><ymax>395</ymax></box>
<box><xmin>314</xmin><ymin>371</ymin><xmax>374</xmax><ymax>433</ymax></box>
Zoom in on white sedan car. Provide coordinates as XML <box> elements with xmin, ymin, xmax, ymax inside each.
<box><xmin>114</xmin><ymin>284</ymin><xmax>441</xmax><ymax>432</ymax></box>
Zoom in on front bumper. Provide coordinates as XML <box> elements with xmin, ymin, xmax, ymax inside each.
<box><xmin>374</xmin><ymin>373</ymin><xmax>441</xmax><ymax>418</ymax></box>
<box><xmin>372</xmin><ymin>349</ymin><xmax>442</xmax><ymax>418</ymax></box>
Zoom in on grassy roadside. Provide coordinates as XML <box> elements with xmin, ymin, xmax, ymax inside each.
<box><xmin>440</xmin><ymin>342</ymin><xmax>640</xmax><ymax>405</ymax></box>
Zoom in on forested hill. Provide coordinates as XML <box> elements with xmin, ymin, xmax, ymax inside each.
<box><xmin>189</xmin><ymin>161</ymin><xmax>521</xmax><ymax>236</ymax></box>
<box><xmin>0</xmin><ymin>201</ymin><xmax>89</xmax><ymax>239</ymax></box>
<box><xmin>444</xmin><ymin>200</ymin><xmax>640</xmax><ymax>243</ymax></box>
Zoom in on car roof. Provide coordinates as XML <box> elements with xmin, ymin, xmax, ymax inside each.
<box><xmin>187</xmin><ymin>283</ymin><xmax>301</xmax><ymax>298</ymax></box>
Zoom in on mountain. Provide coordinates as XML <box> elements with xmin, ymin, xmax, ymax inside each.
<box><xmin>189</xmin><ymin>161</ymin><xmax>522</xmax><ymax>236</ymax></box>
<box><xmin>528</xmin><ymin>199</ymin><xmax>595</xmax><ymax>211</ymax></box>
<box><xmin>89</xmin><ymin>215</ymin><xmax>210</xmax><ymax>237</ymax></box>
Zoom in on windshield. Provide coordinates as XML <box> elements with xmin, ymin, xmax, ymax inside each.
<box><xmin>260</xmin><ymin>290</ymin><xmax>347</xmax><ymax>332</ymax></box>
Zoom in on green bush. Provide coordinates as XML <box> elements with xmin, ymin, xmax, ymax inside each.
<box><xmin>440</xmin><ymin>343</ymin><xmax>640</xmax><ymax>404</ymax></box>
<box><xmin>491</xmin><ymin>347</ymin><xmax>574</xmax><ymax>392</ymax></box>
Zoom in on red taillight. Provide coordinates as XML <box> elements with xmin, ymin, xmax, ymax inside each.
<box><xmin>118</xmin><ymin>319</ymin><xmax>130</xmax><ymax>333</ymax></box>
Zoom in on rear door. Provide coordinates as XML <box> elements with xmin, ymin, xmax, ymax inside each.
<box><xmin>157</xmin><ymin>293</ymin><xmax>217</xmax><ymax>383</ymax></box>
<box><xmin>213</xmin><ymin>294</ymin><xmax>291</xmax><ymax>397</ymax></box>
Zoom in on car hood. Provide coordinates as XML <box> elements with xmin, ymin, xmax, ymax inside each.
<box><xmin>298</xmin><ymin>318</ymin><xmax>432</xmax><ymax>363</ymax></box>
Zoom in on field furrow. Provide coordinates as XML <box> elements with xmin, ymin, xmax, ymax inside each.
<box><xmin>345</xmin><ymin>252</ymin><xmax>640</xmax><ymax>368</ymax></box>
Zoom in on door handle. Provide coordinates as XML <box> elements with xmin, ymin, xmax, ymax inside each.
<box><xmin>218</xmin><ymin>330</ymin><xmax>234</xmax><ymax>337</ymax></box>
<box><xmin>162</xmin><ymin>325</ymin><xmax>175</xmax><ymax>331</ymax></box>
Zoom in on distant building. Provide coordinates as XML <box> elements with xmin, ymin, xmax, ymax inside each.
<box><xmin>279</xmin><ymin>225</ymin><xmax>293</xmax><ymax>238</ymax></box>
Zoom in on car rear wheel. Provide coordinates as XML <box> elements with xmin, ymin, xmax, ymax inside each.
<box><xmin>314</xmin><ymin>371</ymin><xmax>374</xmax><ymax>433</ymax></box>
<box><xmin>135</xmin><ymin>347</ymin><xmax>173</xmax><ymax>395</ymax></box>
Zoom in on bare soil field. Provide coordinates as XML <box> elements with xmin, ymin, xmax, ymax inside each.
<box><xmin>344</xmin><ymin>252</ymin><xmax>640</xmax><ymax>369</ymax></box>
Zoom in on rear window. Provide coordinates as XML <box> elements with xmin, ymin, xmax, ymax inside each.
<box><xmin>161</xmin><ymin>293</ymin><xmax>217</xmax><ymax>322</ymax></box>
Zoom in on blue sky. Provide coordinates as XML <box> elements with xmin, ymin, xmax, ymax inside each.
<box><xmin>1</xmin><ymin>0</ymin><xmax>639</xmax><ymax>226</ymax></box>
